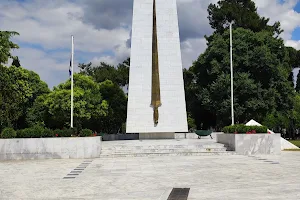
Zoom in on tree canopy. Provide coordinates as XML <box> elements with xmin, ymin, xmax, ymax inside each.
<box><xmin>0</xmin><ymin>31</ymin><xmax>19</xmax><ymax>64</ymax></box>
<box><xmin>207</xmin><ymin>0</ymin><xmax>282</xmax><ymax>35</ymax></box>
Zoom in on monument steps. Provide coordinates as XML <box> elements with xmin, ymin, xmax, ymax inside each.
<box><xmin>100</xmin><ymin>152</ymin><xmax>235</xmax><ymax>157</ymax></box>
<box><xmin>100</xmin><ymin>140</ymin><xmax>235</xmax><ymax>157</ymax></box>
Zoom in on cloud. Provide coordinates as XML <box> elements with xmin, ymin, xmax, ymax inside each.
<box><xmin>0</xmin><ymin>0</ymin><xmax>299</xmax><ymax>88</ymax></box>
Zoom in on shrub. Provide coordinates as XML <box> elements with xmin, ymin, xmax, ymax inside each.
<box><xmin>16</xmin><ymin>126</ymin><xmax>45</xmax><ymax>138</ymax></box>
<box><xmin>222</xmin><ymin>124</ymin><xmax>268</xmax><ymax>134</ymax></box>
<box><xmin>80</xmin><ymin>129</ymin><xmax>93</xmax><ymax>137</ymax></box>
<box><xmin>17</xmin><ymin>128</ymin><xmax>33</xmax><ymax>138</ymax></box>
<box><xmin>42</xmin><ymin>128</ymin><xmax>54</xmax><ymax>138</ymax></box>
<box><xmin>30</xmin><ymin>125</ymin><xmax>45</xmax><ymax>138</ymax></box>
<box><xmin>53</xmin><ymin>129</ymin><xmax>64</xmax><ymax>137</ymax></box>
<box><xmin>1</xmin><ymin>128</ymin><xmax>17</xmax><ymax>138</ymax></box>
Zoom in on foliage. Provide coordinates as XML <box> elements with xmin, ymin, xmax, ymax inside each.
<box><xmin>17</xmin><ymin>125</ymin><xmax>44</xmax><ymax>138</ymax></box>
<box><xmin>28</xmin><ymin>74</ymin><xmax>109</xmax><ymax>130</ymax></box>
<box><xmin>98</xmin><ymin>80</ymin><xmax>127</xmax><ymax>134</ymax></box>
<box><xmin>222</xmin><ymin>124</ymin><xmax>268</xmax><ymax>133</ymax></box>
<box><xmin>80</xmin><ymin>129</ymin><xmax>93</xmax><ymax>137</ymax></box>
<box><xmin>0</xmin><ymin>31</ymin><xmax>19</xmax><ymax>64</ymax></box>
<box><xmin>207</xmin><ymin>0</ymin><xmax>282</xmax><ymax>35</ymax></box>
<box><xmin>186</xmin><ymin>28</ymin><xmax>294</xmax><ymax>129</ymax></box>
<box><xmin>12</xmin><ymin>56</ymin><xmax>21</xmax><ymax>67</ymax></box>
<box><xmin>187</xmin><ymin>113</ymin><xmax>197</xmax><ymax>130</ymax></box>
<box><xmin>14</xmin><ymin>127</ymin><xmax>91</xmax><ymax>138</ymax></box>
<box><xmin>0</xmin><ymin>66</ymin><xmax>50</xmax><ymax>131</ymax></box>
<box><xmin>1</xmin><ymin>128</ymin><xmax>17</xmax><ymax>138</ymax></box>
<box><xmin>79</xmin><ymin>58</ymin><xmax>130</xmax><ymax>87</ymax></box>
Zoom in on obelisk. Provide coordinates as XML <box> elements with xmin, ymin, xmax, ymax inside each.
<box><xmin>126</xmin><ymin>0</ymin><xmax>188</xmax><ymax>134</ymax></box>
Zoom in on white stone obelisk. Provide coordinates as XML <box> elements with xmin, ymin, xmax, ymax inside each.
<box><xmin>126</xmin><ymin>0</ymin><xmax>188</xmax><ymax>134</ymax></box>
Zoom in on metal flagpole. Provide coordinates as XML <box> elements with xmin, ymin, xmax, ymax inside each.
<box><xmin>71</xmin><ymin>35</ymin><xmax>74</xmax><ymax>128</ymax></box>
<box><xmin>230</xmin><ymin>22</ymin><xmax>234</xmax><ymax>125</ymax></box>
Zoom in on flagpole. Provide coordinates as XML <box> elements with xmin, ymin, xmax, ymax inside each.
<box><xmin>230</xmin><ymin>22</ymin><xmax>234</xmax><ymax>125</ymax></box>
<box><xmin>71</xmin><ymin>35</ymin><xmax>74</xmax><ymax>128</ymax></box>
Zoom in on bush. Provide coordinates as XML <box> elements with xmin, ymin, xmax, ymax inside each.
<box><xmin>80</xmin><ymin>129</ymin><xmax>93</xmax><ymax>137</ymax></box>
<box><xmin>222</xmin><ymin>124</ymin><xmax>268</xmax><ymax>134</ymax></box>
<box><xmin>17</xmin><ymin>128</ymin><xmax>33</xmax><ymax>138</ymax></box>
<box><xmin>1</xmin><ymin>128</ymin><xmax>17</xmax><ymax>138</ymax></box>
<box><xmin>17</xmin><ymin>126</ymin><xmax>45</xmax><ymax>138</ymax></box>
<box><xmin>42</xmin><ymin>128</ymin><xmax>54</xmax><ymax>138</ymax></box>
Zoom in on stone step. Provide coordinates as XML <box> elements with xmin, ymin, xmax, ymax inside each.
<box><xmin>101</xmin><ymin>148</ymin><xmax>228</xmax><ymax>154</ymax></box>
<box><xmin>100</xmin><ymin>151</ymin><xmax>236</xmax><ymax>157</ymax></box>
<box><xmin>101</xmin><ymin>144</ymin><xmax>225</xmax><ymax>150</ymax></box>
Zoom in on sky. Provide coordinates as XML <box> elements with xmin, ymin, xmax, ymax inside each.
<box><xmin>0</xmin><ymin>0</ymin><xmax>300</xmax><ymax>89</ymax></box>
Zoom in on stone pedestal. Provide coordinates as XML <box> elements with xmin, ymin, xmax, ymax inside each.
<box><xmin>217</xmin><ymin>134</ymin><xmax>281</xmax><ymax>155</ymax></box>
<box><xmin>139</xmin><ymin>132</ymin><xmax>175</xmax><ymax>139</ymax></box>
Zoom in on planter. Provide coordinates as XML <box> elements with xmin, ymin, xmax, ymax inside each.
<box><xmin>0</xmin><ymin>136</ymin><xmax>101</xmax><ymax>160</ymax></box>
<box><xmin>217</xmin><ymin>134</ymin><xmax>281</xmax><ymax>155</ymax></box>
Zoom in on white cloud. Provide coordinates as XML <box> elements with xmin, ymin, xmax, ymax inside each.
<box><xmin>0</xmin><ymin>0</ymin><xmax>299</xmax><ymax>88</ymax></box>
<box><xmin>253</xmin><ymin>0</ymin><xmax>300</xmax><ymax>40</ymax></box>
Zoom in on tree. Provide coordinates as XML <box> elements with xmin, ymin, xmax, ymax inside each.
<box><xmin>207</xmin><ymin>0</ymin><xmax>282</xmax><ymax>35</ymax></box>
<box><xmin>295</xmin><ymin>70</ymin><xmax>300</xmax><ymax>92</ymax></box>
<box><xmin>188</xmin><ymin>28</ymin><xmax>294</xmax><ymax>129</ymax></box>
<box><xmin>79</xmin><ymin>58</ymin><xmax>130</xmax><ymax>87</ymax></box>
<box><xmin>0</xmin><ymin>31</ymin><xmax>19</xmax><ymax>64</ymax></box>
<box><xmin>0</xmin><ymin>66</ymin><xmax>49</xmax><ymax>130</ymax></box>
<box><xmin>12</xmin><ymin>56</ymin><xmax>21</xmax><ymax>67</ymax></box>
<box><xmin>28</xmin><ymin>74</ymin><xmax>109</xmax><ymax>130</ymax></box>
<box><xmin>98</xmin><ymin>80</ymin><xmax>127</xmax><ymax>134</ymax></box>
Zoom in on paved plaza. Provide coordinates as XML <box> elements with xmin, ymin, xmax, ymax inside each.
<box><xmin>0</xmin><ymin>147</ymin><xmax>299</xmax><ymax>200</ymax></box>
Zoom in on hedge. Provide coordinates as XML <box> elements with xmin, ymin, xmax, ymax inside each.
<box><xmin>1</xmin><ymin>128</ymin><xmax>17</xmax><ymax>139</ymax></box>
<box><xmin>222</xmin><ymin>124</ymin><xmax>268</xmax><ymax>134</ymax></box>
<box><xmin>1</xmin><ymin>126</ymin><xmax>94</xmax><ymax>139</ymax></box>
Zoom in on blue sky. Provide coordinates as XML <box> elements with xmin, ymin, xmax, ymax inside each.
<box><xmin>1</xmin><ymin>0</ymin><xmax>300</xmax><ymax>88</ymax></box>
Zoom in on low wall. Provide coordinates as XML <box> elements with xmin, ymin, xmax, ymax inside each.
<box><xmin>0</xmin><ymin>136</ymin><xmax>101</xmax><ymax>160</ymax></box>
<box><xmin>217</xmin><ymin>134</ymin><xmax>281</xmax><ymax>155</ymax></box>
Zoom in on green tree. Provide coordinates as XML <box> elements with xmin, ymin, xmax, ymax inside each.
<box><xmin>0</xmin><ymin>31</ymin><xmax>19</xmax><ymax>64</ymax></box>
<box><xmin>98</xmin><ymin>80</ymin><xmax>127</xmax><ymax>134</ymax></box>
<box><xmin>79</xmin><ymin>58</ymin><xmax>130</xmax><ymax>87</ymax></box>
<box><xmin>12</xmin><ymin>56</ymin><xmax>21</xmax><ymax>67</ymax></box>
<box><xmin>296</xmin><ymin>71</ymin><xmax>300</xmax><ymax>92</ymax></box>
<box><xmin>207</xmin><ymin>0</ymin><xmax>282</xmax><ymax>35</ymax></box>
<box><xmin>0</xmin><ymin>66</ymin><xmax>49</xmax><ymax>130</ymax></box>
<box><xmin>28</xmin><ymin>74</ymin><xmax>109</xmax><ymax>131</ymax></box>
<box><xmin>189</xmin><ymin>28</ymin><xmax>294</xmax><ymax>129</ymax></box>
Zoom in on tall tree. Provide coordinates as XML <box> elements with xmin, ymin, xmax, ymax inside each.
<box><xmin>0</xmin><ymin>31</ymin><xmax>19</xmax><ymax>64</ymax></box>
<box><xmin>0</xmin><ymin>66</ymin><xmax>49</xmax><ymax>130</ymax></box>
<box><xmin>28</xmin><ymin>74</ymin><xmax>108</xmax><ymax>130</ymax></box>
<box><xmin>189</xmin><ymin>28</ymin><xmax>294</xmax><ymax>129</ymax></box>
<box><xmin>207</xmin><ymin>0</ymin><xmax>282</xmax><ymax>35</ymax></box>
<box><xmin>79</xmin><ymin>58</ymin><xmax>130</xmax><ymax>87</ymax></box>
<box><xmin>295</xmin><ymin>70</ymin><xmax>300</xmax><ymax>92</ymax></box>
<box><xmin>11</xmin><ymin>56</ymin><xmax>21</xmax><ymax>67</ymax></box>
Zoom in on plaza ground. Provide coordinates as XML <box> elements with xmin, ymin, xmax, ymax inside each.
<box><xmin>0</xmin><ymin>149</ymin><xmax>299</xmax><ymax>200</ymax></box>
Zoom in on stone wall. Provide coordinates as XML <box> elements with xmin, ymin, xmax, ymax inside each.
<box><xmin>217</xmin><ymin>134</ymin><xmax>281</xmax><ymax>155</ymax></box>
<box><xmin>0</xmin><ymin>136</ymin><xmax>101</xmax><ymax>160</ymax></box>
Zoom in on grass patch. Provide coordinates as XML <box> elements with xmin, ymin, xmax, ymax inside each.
<box><xmin>283</xmin><ymin>149</ymin><xmax>300</xmax><ymax>151</ymax></box>
<box><xmin>289</xmin><ymin>140</ymin><xmax>300</xmax><ymax>147</ymax></box>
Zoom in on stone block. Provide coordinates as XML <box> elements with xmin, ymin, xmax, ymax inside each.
<box><xmin>217</xmin><ymin>134</ymin><xmax>281</xmax><ymax>155</ymax></box>
<box><xmin>0</xmin><ymin>136</ymin><xmax>101</xmax><ymax>160</ymax></box>
<box><xmin>139</xmin><ymin>132</ymin><xmax>175</xmax><ymax>139</ymax></box>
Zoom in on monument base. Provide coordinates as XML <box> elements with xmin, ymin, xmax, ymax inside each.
<box><xmin>139</xmin><ymin>132</ymin><xmax>175</xmax><ymax>139</ymax></box>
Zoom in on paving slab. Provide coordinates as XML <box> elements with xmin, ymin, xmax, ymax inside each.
<box><xmin>0</xmin><ymin>152</ymin><xmax>299</xmax><ymax>199</ymax></box>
